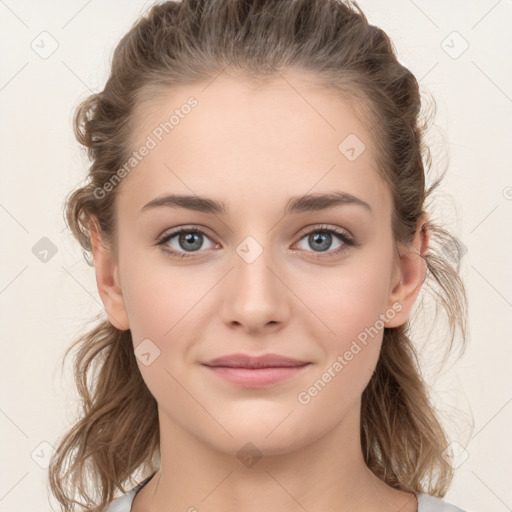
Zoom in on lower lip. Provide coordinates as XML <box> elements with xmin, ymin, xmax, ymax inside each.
<box><xmin>202</xmin><ymin>364</ymin><xmax>310</xmax><ymax>388</ymax></box>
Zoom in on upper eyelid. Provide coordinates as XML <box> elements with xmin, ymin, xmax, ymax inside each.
<box><xmin>295</xmin><ymin>224</ymin><xmax>352</xmax><ymax>238</ymax></box>
<box><xmin>157</xmin><ymin>225</ymin><xmax>215</xmax><ymax>243</ymax></box>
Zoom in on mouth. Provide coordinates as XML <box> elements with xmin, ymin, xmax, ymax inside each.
<box><xmin>201</xmin><ymin>361</ymin><xmax>311</xmax><ymax>387</ymax></box>
<box><xmin>202</xmin><ymin>352</ymin><xmax>310</xmax><ymax>368</ymax></box>
<box><xmin>200</xmin><ymin>352</ymin><xmax>312</xmax><ymax>387</ymax></box>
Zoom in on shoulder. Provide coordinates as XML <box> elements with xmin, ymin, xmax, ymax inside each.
<box><xmin>417</xmin><ymin>493</ymin><xmax>469</xmax><ymax>512</ymax></box>
<box><xmin>104</xmin><ymin>489</ymin><xmax>137</xmax><ymax>512</ymax></box>
<box><xmin>104</xmin><ymin>474</ymin><xmax>153</xmax><ymax>512</ymax></box>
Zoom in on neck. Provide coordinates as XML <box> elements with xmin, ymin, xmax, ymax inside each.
<box><xmin>135</xmin><ymin>402</ymin><xmax>417</xmax><ymax>512</ymax></box>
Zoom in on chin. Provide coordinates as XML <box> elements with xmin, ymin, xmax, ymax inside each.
<box><xmin>204</xmin><ymin>419</ymin><xmax>313</xmax><ymax>459</ymax></box>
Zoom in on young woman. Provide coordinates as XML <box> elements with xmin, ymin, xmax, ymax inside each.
<box><xmin>49</xmin><ymin>1</ymin><xmax>470</xmax><ymax>511</ymax></box>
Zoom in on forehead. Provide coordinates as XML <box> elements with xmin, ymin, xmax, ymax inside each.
<box><xmin>120</xmin><ymin>71</ymin><xmax>391</xmax><ymax>219</ymax></box>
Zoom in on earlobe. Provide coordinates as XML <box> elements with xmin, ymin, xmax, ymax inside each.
<box><xmin>384</xmin><ymin>217</ymin><xmax>429</xmax><ymax>328</ymax></box>
<box><xmin>89</xmin><ymin>217</ymin><xmax>130</xmax><ymax>331</ymax></box>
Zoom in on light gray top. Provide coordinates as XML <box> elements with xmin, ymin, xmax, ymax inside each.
<box><xmin>106</xmin><ymin>475</ymin><xmax>470</xmax><ymax>512</ymax></box>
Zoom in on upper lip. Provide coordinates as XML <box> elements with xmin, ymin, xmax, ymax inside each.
<box><xmin>202</xmin><ymin>353</ymin><xmax>310</xmax><ymax>368</ymax></box>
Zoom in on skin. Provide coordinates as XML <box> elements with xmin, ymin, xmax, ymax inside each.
<box><xmin>90</xmin><ymin>69</ymin><xmax>429</xmax><ymax>512</ymax></box>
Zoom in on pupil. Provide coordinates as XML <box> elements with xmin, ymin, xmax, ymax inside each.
<box><xmin>181</xmin><ymin>232</ymin><xmax>201</xmax><ymax>251</ymax></box>
<box><xmin>311</xmin><ymin>232</ymin><xmax>331</xmax><ymax>251</ymax></box>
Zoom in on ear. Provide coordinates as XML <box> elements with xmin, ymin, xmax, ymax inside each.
<box><xmin>89</xmin><ymin>217</ymin><xmax>130</xmax><ymax>330</ymax></box>
<box><xmin>384</xmin><ymin>215</ymin><xmax>430</xmax><ymax>328</ymax></box>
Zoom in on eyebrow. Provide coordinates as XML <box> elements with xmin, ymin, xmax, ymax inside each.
<box><xmin>141</xmin><ymin>191</ymin><xmax>373</xmax><ymax>216</ymax></box>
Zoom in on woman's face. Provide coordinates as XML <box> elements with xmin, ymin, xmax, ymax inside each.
<box><xmin>100</xmin><ymin>71</ymin><xmax>415</xmax><ymax>457</ymax></box>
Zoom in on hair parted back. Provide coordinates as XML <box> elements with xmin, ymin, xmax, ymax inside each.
<box><xmin>49</xmin><ymin>0</ymin><xmax>468</xmax><ymax>510</ymax></box>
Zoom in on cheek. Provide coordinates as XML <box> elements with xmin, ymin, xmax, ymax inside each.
<box><xmin>299</xmin><ymin>254</ymin><xmax>394</xmax><ymax>339</ymax></box>
<box><xmin>119</xmin><ymin>256</ymin><xmax>198</xmax><ymax>404</ymax></box>
<box><xmin>296</xmin><ymin>271</ymin><xmax>388</xmax><ymax>413</ymax></box>
<box><xmin>119</xmin><ymin>243</ymin><xmax>207</xmax><ymax>341</ymax></box>
<box><xmin>293</xmin><ymin>250</ymin><xmax>394</xmax><ymax>392</ymax></box>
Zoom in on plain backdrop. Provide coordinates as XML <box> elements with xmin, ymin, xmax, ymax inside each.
<box><xmin>1</xmin><ymin>1</ymin><xmax>511</xmax><ymax>511</ymax></box>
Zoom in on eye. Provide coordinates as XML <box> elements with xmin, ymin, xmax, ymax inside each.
<box><xmin>156</xmin><ymin>226</ymin><xmax>218</xmax><ymax>258</ymax></box>
<box><xmin>293</xmin><ymin>225</ymin><xmax>355</xmax><ymax>258</ymax></box>
<box><xmin>155</xmin><ymin>224</ymin><xmax>356</xmax><ymax>260</ymax></box>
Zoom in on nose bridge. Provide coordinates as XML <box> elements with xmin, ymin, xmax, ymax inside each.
<box><xmin>220</xmin><ymin>232</ymin><xmax>289</xmax><ymax>331</ymax></box>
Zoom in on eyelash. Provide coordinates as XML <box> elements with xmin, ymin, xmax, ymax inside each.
<box><xmin>155</xmin><ymin>224</ymin><xmax>357</xmax><ymax>260</ymax></box>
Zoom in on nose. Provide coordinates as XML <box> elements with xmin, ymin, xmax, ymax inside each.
<box><xmin>220</xmin><ymin>239</ymin><xmax>291</xmax><ymax>335</ymax></box>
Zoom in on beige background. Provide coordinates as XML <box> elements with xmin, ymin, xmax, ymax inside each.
<box><xmin>1</xmin><ymin>1</ymin><xmax>511</xmax><ymax>511</ymax></box>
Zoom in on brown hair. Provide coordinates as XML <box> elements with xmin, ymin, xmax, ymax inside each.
<box><xmin>49</xmin><ymin>0</ymin><xmax>468</xmax><ymax>510</ymax></box>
